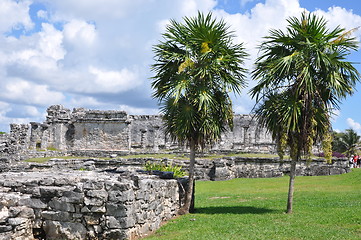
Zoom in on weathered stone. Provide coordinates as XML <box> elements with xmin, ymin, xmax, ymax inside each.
<box><xmin>90</xmin><ymin>205</ymin><xmax>106</xmax><ymax>213</ymax></box>
<box><xmin>106</xmin><ymin>203</ymin><xmax>127</xmax><ymax>217</ymax></box>
<box><xmin>0</xmin><ymin>225</ymin><xmax>12</xmax><ymax>232</ymax></box>
<box><xmin>19</xmin><ymin>198</ymin><xmax>47</xmax><ymax>209</ymax></box>
<box><xmin>62</xmin><ymin>190</ymin><xmax>84</xmax><ymax>203</ymax></box>
<box><xmin>103</xmin><ymin>229</ymin><xmax>127</xmax><ymax>240</ymax></box>
<box><xmin>86</xmin><ymin>190</ymin><xmax>108</xmax><ymax>199</ymax></box>
<box><xmin>43</xmin><ymin>220</ymin><xmax>87</xmax><ymax>240</ymax></box>
<box><xmin>7</xmin><ymin>217</ymin><xmax>28</xmax><ymax>226</ymax></box>
<box><xmin>49</xmin><ymin>199</ymin><xmax>75</xmax><ymax>212</ymax></box>
<box><xmin>108</xmin><ymin>190</ymin><xmax>135</xmax><ymax>202</ymax></box>
<box><xmin>84</xmin><ymin>197</ymin><xmax>104</xmax><ymax>206</ymax></box>
<box><xmin>41</xmin><ymin>211</ymin><xmax>71</xmax><ymax>221</ymax></box>
<box><xmin>84</xmin><ymin>215</ymin><xmax>100</xmax><ymax>225</ymax></box>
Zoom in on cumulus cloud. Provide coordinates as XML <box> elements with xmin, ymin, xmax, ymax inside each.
<box><xmin>347</xmin><ymin>118</ymin><xmax>361</xmax><ymax>132</ymax></box>
<box><xmin>0</xmin><ymin>0</ymin><xmax>33</xmax><ymax>33</ymax></box>
<box><xmin>0</xmin><ymin>0</ymin><xmax>360</xmax><ymax>132</ymax></box>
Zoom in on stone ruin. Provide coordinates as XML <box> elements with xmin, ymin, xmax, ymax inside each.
<box><xmin>0</xmin><ymin>170</ymin><xmax>186</xmax><ymax>240</ymax></box>
<box><xmin>0</xmin><ymin>105</ymin><xmax>351</xmax><ymax>239</ymax></box>
<box><xmin>0</xmin><ymin>105</ymin><xmax>275</xmax><ymax>161</ymax></box>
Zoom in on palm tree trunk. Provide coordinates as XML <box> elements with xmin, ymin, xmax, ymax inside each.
<box><xmin>178</xmin><ymin>138</ymin><xmax>196</xmax><ymax>215</ymax></box>
<box><xmin>286</xmin><ymin>156</ymin><xmax>297</xmax><ymax>214</ymax></box>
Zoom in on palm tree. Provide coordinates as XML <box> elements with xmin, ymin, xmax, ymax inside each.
<box><xmin>250</xmin><ymin>12</ymin><xmax>360</xmax><ymax>214</ymax></box>
<box><xmin>151</xmin><ymin>12</ymin><xmax>248</xmax><ymax>214</ymax></box>
<box><xmin>338</xmin><ymin>129</ymin><xmax>360</xmax><ymax>157</ymax></box>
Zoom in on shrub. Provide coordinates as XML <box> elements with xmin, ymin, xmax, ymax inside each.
<box><xmin>144</xmin><ymin>162</ymin><xmax>187</xmax><ymax>178</ymax></box>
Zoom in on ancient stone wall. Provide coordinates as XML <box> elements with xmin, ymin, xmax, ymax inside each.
<box><xmin>1</xmin><ymin>105</ymin><xmax>276</xmax><ymax>160</ymax></box>
<box><xmin>0</xmin><ymin>171</ymin><xmax>184</xmax><ymax>240</ymax></box>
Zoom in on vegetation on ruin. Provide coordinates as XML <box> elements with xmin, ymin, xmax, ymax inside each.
<box><xmin>145</xmin><ymin>169</ymin><xmax>361</xmax><ymax>240</ymax></box>
<box><xmin>0</xmin><ymin>132</ymin><xmax>6</xmax><ymax>134</ymax></box>
<box><xmin>144</xmin><ymin>161</ymin><xmax>187</xmax><ymax>178</ymax></box>
<box><xmin>250</xmin><ymin>12</ymin><xmax>360</xmax><ymax>213</ymax></box>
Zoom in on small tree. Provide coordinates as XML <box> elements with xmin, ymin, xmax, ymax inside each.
<box><xmin>251</xmin><ymin>12</ymin><xmax>360</xmax><ymax>214</ymax></box>
<box><xmin>151</xmin><ymin>12</ymin><xmax>248</xmax><ymax>214</ymax></box>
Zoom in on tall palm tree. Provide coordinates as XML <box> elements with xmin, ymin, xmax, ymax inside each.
<box><xmin>250</xmin><ymin>12</ymin><xmax>360</xmax><ymax>214</ymax></box>
<box><xmin>151</xmin><ymin>12</ymin><xmax>248</xmax><ymax>214</ymax></box>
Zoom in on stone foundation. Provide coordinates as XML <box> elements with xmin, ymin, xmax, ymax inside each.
<box><xmin>0</xmin><ymin>171</ymin><xmax>185</xmax><ymax>240</ymax></box>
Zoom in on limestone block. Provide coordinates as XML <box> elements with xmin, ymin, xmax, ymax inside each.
<box><xmin>49</xmin><ymin>199</ymin><xmax>76</xmax><ymax>212</ymax></box>
<box><xmin>103</xmin><ymin>229</ymin><xmax>127</xmax><ymax>240</ymax></box>
<box><xmin>105</xmin><ymin>203</ymin><xmax>126</xmax><ymax>217</ymax></box>
<box><xmin>39</xmin><ymin>178</ymin><xmax>55</xmax><ymax>186</ymax></box>
<box><xmin>86</xmin><ymin>189</ymin><xmax>108</xmax><ymax>199</ymax></box>
<box><xmin>106</xmin><ymin>216</ymin><xmax>121</xmax><ymax>229</ymax></box>
<box><xmin>84</xmin><ymin>197</ymin><xmax>104</xmax><ymax>206</ymax></box>
<box><xmin>83</xmin><ymin>180</ymin><xmax>104</xmax><ymax>190</ymax></box>
<box><xmin>43</xmin><ymin>220</ymin><xmax>87</xmax><ymax>240</ymax></box>
<box><xmin>90</xmin><ymin>205</ymin><xmax>106</xmax><ymax>213</ymax></box>
<box><xmin>0</xmin><ymin>225</ymin><xmax>12</xmax><ymax>233</ymax></box>
<box><xmin>19</xmin><ymin>198</ymin><xmax>47</xmax><ymax>209</ymax></box>
<box><xmin>108</xmin><ymin>190</ymin><xmax>135</xmax><ymax>202</ymax></box>
<box><xmin>62</xmin><ymin>191</ymin><xmax>84</xmax><ymax>203</ymax></box>
<box><xmin>84</xmin><ymin>215</ymin><xmax>100</xmax><ymax>225</ymax></box>
<box><xmin>39</xmin><ymin>186</ymin><xmax>67</xmax><ymax>198</ymax></box>
<box><xmin>7</xmin><ymin>217</ymin><xmax>28</xmax><ymax>226</ymax></box>
<box><xmin>41</xmin><ymin>211</ymin><xmax>71</xmax><ymax>221</ymax></box>
<box><xmin>105</xmin><ymin>180</ymin><xmax>132</xmax><ymax>191</ymax></box>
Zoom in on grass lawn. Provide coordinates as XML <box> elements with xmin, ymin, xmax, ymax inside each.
<box><xmin>145</xmin><ymin>169</ymin><xmax>361</xmax><ymax>240</ymax></box>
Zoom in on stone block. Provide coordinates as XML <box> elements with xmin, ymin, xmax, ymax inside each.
<box><xmin>86</xmin><ymin>190</ymin><xmax>108</xmax><ymax>199</ymax></box>
<box><xmin>84</xmin><ymin>197</ymin><xmax>104</xmax><ymax>206</ymax></box>
<box><xmin>108</xmin><ymin>190</ymin><xmax>135</xmax><ymax>202</ymax></box>
<box><xmin>90</xmin><ymin>205</ymin><xmax>106</xmax><ymax>213</ymax></box>
<box><xmin>106</xmin><ymin>203</ymin><xmax>127</xmax><ymax>217</ymax></box>
<box><xmin>39</xmin><ymin>186</ymin><xmax>66</xmax><ymax>198</ymax></box>
<box><xmin>41</xmin><ymin>211</ymin><xmax>71</xmax><ymax>221</ymax></box>
<box><xmin>49</xmin><ymin>199</ymin><xmax>76</xmax><ymax>212</ymax></box>
<box><xmin>103</xmin><ymin>229</ymin><xmax>127</xmax><ymax>240</ymax></box>
<box><xmin>84</xmin><ymin>215</ymin><xmax>100</xmax><ymax>225</ymax></box>
<box><xmin>43</xmin><ymin>220</ymin><xmax>87</xmax><ymax>240</ymax></box>
<box><xmin>83</xmin><ymin>180</ymin><xmax>104</xmax><ymax>190</ymax></box>
<box><xmin>39</xmin><ymin>178</ymin><xmax>55</xmax><ymax>186</ymax></box>
<box><xmin>0</xmin><ymin>225</ymin><xmax>12</xmax><ymax>233</ymax></box>
<box><xmin>106</xmin><ymin>216</ymin><xmax>121</xmax><ymax>229</ymax></box>
<box><xmin>62</xmin><ymin>191</ymin><xmax>84</xmax><ymax>203</ymax></box>
<box><xmin>7</xmin><ymin>217</ymin><xmax>28</xmax><ymax>226</ymax></box>
<box><xmin>19</xmin><ymin>198</ymin><xmax>47</xmax><ymax>209</ymax></box>
<box><xmin>105</xmin><ymin>181</ymin><xmax>132</xmax><ymax>191</ymax></box>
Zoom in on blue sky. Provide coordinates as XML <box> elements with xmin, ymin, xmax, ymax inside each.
<box><xmin>1</xmin><ymin>0</ymin><xmax>361</xmax><ymax>134</ymax></box>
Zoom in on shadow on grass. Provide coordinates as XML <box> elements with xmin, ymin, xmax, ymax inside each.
<box><xmin>195</xmin><ymin>206</ymin><xmax>277</xmax><ymax>215</ymax></box>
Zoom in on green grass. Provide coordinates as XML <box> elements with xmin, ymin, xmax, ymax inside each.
<box><xmin>145</xmin><ymin>169</ymin><xmax>361</xmax><ymax>240</ymax></box>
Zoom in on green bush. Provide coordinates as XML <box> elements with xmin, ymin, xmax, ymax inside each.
<box><xmin>144</xmin><ymin>162</ymin><xmax>187</xmax><ymax>178</ymax></box>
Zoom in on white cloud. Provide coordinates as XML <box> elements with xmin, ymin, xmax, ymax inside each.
<box><xmin>0</xmin><ymin>0</ymin><xmax>360</xmax><ymax>132</ymax></box>
<box><xmin>0</xmin><ymin>0</ymin><xmax>33</xmax><ymax>33</ymax></box>
<box><xmin>63</xmin><ymin>20</ymin><xmax>97</xmax><ymax>48</ymax></box>
<box><xmin>119</xmin><ymin>105</ymin><xmax>159</xmax><ymax>115</ymax></box>
<box><xmin>346</xmin><ymin>118</ymin><xmax>361</xmax><ymax>132</ymax></box>
<box><xmin>315</xmin><ymin>6</ymin><xmax>361</xmax><ymax>39</ymax></box>
<box><xmin>87</xmin><ymin>66</ymin><xmax>141</xmax><ymax>93</ymax></box>
<box><xmin>0</xmin><ymin>79</ymin><xmax>65</xmax><ymax>106</ymax></box>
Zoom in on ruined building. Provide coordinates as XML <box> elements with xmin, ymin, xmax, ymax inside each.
<box><xmin>1</xmin><ymin>105</ymin><xmax>275</xmax><ymax>157</ymax></box>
